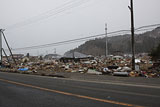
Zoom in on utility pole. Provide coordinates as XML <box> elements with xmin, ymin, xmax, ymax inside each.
<box><xmin>0</xmin><ymin>29</ymin><xmax>2</xmax><ymax>65</ymax></box>
<box><xmin>128</xmin><ymin>0</ymin><xmax>135</xmax><ymax>70</ymax></box>
<box><xmin>2</xmin><ymin>30</ymin><xmax>17</xmax><ymax>65</ymax></box>
<box><xmin>2</xmin><ymin>48</ymin><xmax>10</xmax><ymax>64</ymax></box>
<box><xmin>72</xmin><ymin>51</ymin><xmax>75</xmax><ymax>59</ymax></box>
<box><xmin>54</xmin><ymin>48</ymin><xmax>56</xmax><ymax>54</ymax></box>
<box><xmin>105</xmin><ymin>23</ymin><xmax>108</xmax><ymax>57</ymax></box>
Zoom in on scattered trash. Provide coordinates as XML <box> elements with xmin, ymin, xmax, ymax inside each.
<box><xmin>121</xmin><ymin>67</ymin><xmax>132</xmax><ymax>72</ymax></box>
<box><xmin>0</xmin><ymin>53</ymin><xmax>159</xmax><ymax>78</ymax></box>
<box><xmin>87</xmin><ymin>69</ymin><xmax>102</xmax><ymax>75</ymax></box>
<box><xmin>113</xmin><ymin>72</ymin><xmax>129</xmax><ymax>76</ymax></box>
<box><xmin>18</xmin><ymin>68</ymin><xmax>29</xmax><ymax>71</ymax></box>
<box><xmin>108</xmin><ymin>65</ymin><xmax>119</xmax><ymax>70</ymax></box>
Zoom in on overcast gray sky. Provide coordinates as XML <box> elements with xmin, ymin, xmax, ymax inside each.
<box><xmin>0</xmin><ymin>0</ymin><xmax>160</xmax><ymax>55</ymax></box>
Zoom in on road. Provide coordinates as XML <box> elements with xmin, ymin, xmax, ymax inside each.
<box><xmin>0</xmin><ymin>72</ymin><xmax>160</xmax><ymax>107</ymax></box>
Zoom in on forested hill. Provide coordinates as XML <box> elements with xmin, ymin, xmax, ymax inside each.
<box><xmin>67</xmin><ymin>27</ymin><xmax>160</xmax><ymax>56</ymax></box>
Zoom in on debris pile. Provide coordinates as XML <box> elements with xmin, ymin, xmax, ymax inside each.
<box><xmin>0</xmin><ymin>53</ymin><xmax>159</xmax><ymax>78</ymax></box>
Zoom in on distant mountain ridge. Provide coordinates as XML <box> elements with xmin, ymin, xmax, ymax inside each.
<box><xmin>66</xmin><ymin>27</ymin><xmax>160</xmax><ymax>56</ymax></box>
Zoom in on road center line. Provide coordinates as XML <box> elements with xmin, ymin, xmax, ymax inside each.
<box><xmin>0</xmin><ymin>78</ymin><xmax>144</xmax><ymax>107</ymax></box>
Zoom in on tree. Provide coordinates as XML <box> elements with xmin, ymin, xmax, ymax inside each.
<box><xmin>26</xmin><ymin>53</ymin><xmax>30</xmax><ymax>58</ymax></box>
<box><xmin>150</xmin><ymin>43</ymin><xmax>160</xmax><ymax>60</ymax></box>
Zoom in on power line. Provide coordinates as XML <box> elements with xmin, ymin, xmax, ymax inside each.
<box><xmin>11</xmin><ymin>33</ymin><xmax>106</xmax><ymax>51</ymax></box>
<box><xmin>5</xmin><ymin>0</ymin><xmax>78</xmax><ymax>29</ymax></box>
<box><xmin>135</xmin><ymin>23</ymin><xmax>160</xmax><ymax>31</ymax></box>
<box><xmin>134</xmin><ymin>24</ymin><xmax>160</xmax><ymax>33</ymax></box>
<box><xmin>4</xmin><ymin>23</ymin><xmax>160</xmax><ymax>52</ymax></box>
<box><xmin>6</xmin><ymin>0</ymin><xmax>90</xmax><ymax>30</ymax></box>
<box><xmin>135</xmin><ymin>28</ymin><xmax>156</xmax><ymax>33</ymax></box>
<box><xmin>8</xmin><ymin>33</ymin><xmax>124</xmax><ymax>52</ymax></box>
<box><xmin>5</xmin><ymin>29</ymin><xmax>131</xmax><ymax>51</ymax></box>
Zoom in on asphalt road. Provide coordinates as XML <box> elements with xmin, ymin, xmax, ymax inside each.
<box><xmin>0</xmin><ymin>72</ymin><xmax>160</xmax><ymax>107</ymax></box>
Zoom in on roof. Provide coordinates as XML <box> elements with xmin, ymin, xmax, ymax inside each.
<box><xmin>12</xmin><ymin>54</ymin><xmax>24</xmax><ymax>56</ymax></box>
<box><xmin>63</xmin><ymin>52</ymin><xmax>89</xmax><ymax>58</ymax></box>
<box><xmin>44</xmin><ymin>54</ymin><xmax>62</xmax><ymax>59</ymax></box>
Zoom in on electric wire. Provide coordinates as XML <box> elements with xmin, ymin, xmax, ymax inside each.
<box><xmin>6</xmin><ymin>0</ymin><xmax>80</xmax><ymax>29</ymax></box>
<box><xmin>4</xmin><ymin>29</ymin><xmax>131</xmax><ymax>51</ymax></box>
<box><xmin>5</xmin><ymin>0</ymin><xmax>90</xmax><ymax>30</ymax></box>
<box><xmin>3</xmin><ymin>23</ymin><xmax>160</xmax><ymax>52</ymax></box>
<box><xmin>135</xmin><ymin>23</ymin><xmax>160</xmax><ymax>31</ymax></box>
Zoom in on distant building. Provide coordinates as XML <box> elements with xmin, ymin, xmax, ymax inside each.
<box><xmin>9</xmin><ymin>54</ymin><xmax>24</xmax><ymax>61</ymax></box>
<box><xmin>60</xmin><ymin>52</ymin><xmax>94</xmax><ymax>63</ymax></box>
<box><xmin>12</xmin><ymin>54</ymin><xmax>24</xmax><ymax>59</ymax></box>
<box><xmin>44</xmin><ymin>54</ymin><xmax>62</xmax><ymax>60</ymax></box>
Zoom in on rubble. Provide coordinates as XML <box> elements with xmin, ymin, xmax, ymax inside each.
<box><xmin>0</xmin><ymin>53</ymin><xmax>159</xmax><ymax>78</ymax></box>
<box><xmin>113</xmin><ymin>72</ymin><xmax>129</xmax><ymax>76</ymax></box>
<box><xmin>121</xmin><ymin>67</ymin><xmax>132</xmax><ymax>72</ymax></box>
<box><xmin>87</xmin><ymin>69</ymin><xmax>102</xmax><ymax>75</ymax></box>
<box><xmin>18</xmin><ymin>67</ymin><xmax>29</xmax><ymax>71</ymax></box>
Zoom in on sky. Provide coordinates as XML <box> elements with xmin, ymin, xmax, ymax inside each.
<box><xmin>0</xmin><ymin>0</ymin><xmax>160</xmax><ymax>56</ymax></box>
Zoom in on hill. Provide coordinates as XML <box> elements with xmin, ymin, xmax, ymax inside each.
<box><xmin>67</xmin><ymin>27</ymin><xmax>160</xmax><ymax>56</ymax></box>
